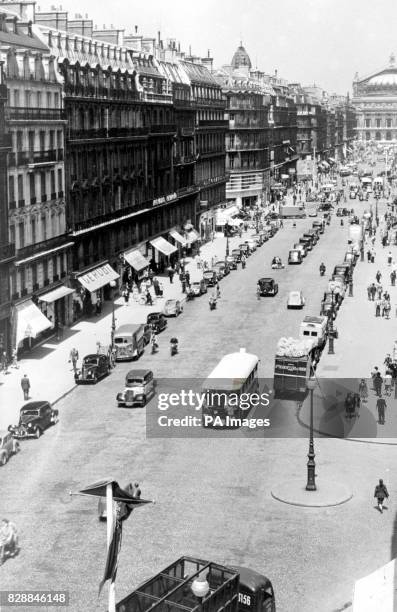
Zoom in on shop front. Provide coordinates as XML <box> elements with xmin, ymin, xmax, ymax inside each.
<box><xmin>37</xmin><ymin>284</ymin><xmax>75</xmax><ymax>328</ymax></box>
<box><xmin>123</xmin><ymin>248</ymin><xmax>150</xmax><ymax>285</ymax></box>
<box><xmin>149</xmin><ymin>236</ymin><xmax>178</xmax><ymax>272</ymax></box>
<box><xmin>169</xmin><ymin>228</ymin><xmax>188</xmax><ymax>258</ymax></box>
<box><xmin>199</xmin><ymin>207</ymin><xmax>215</xmax><ymax>241</ymax></box>
<box><xmin>14</xmin><ymin>299</ymin><xmax>53</xmax><ymax>352</ymax></box>
<box><xmin>75</xmin><ymin>261</ymin><xmax>119</xmax><ymax>318</ymax></box>
<box><xmin>185</xmin><ymin>228</ymin><xmax>200</xmax><ymax>253</ymax></box>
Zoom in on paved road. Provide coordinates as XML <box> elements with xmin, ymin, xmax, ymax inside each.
<box><xmin>2</xmin><ymin>203</ymin><xmax>397</xmax><ymax>612</ymax></box>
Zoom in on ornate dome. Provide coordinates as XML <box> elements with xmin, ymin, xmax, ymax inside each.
<box><xmin>231</xmin><ymin>43</ymin><xmax>252</xmax><ymax>70</ymax></box>
<box><xmin>367</xmin><ymin>71</ymin><xmax>397</xmax><ymax>87</ymax></box>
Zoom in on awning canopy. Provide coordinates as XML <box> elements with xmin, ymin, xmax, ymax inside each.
<box><xmin>38</xmin><ymin>285</ymin><xmax>75</xmax><ymax>303</ymax></box>
<box><xmin>186</xmin><ymin>229</ymin><xmax>200</xmax><ymax>244</ymax></box>
<box><xmin>169</xmin><ymin>229</ymin><xmax>187</xmax><ymax>247</ymax></box>
<box><xmin>77</xmin><ymin>262</ymin><xmax>119</xmax><ymax>293</ymax></box>
<box><xmin>150</xmin><ymin>236</ymin><xmax>177</xmax><ymax>256</ymax></box>
<box><xmin>124</xmin><ymin>249</ymin><xmax>149</xmax><ymax>272</ymax></box>
<box><xmin>15</xmin><ymin>300</ymin><xmax>52</xmax><ymax>347</ymax></box>
<box><xmin>322</xmin><ymin>160</ymin><xmax>330</xmax><ymax>168</ymax></box>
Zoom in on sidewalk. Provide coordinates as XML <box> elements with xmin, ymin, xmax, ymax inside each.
<box><xmin>0</xmin><ymin>230</ymin><xmax>251</xmax><ymax>429</ymax></box>
<box><xmin>300</xmin><ymin>198</ymin><xmax>397</xmax><ymax>441</ymax></box>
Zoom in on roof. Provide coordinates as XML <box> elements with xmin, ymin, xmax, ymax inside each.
<box><xmin>302</xmin><ymin>315</ymin><xmax>326</xmax><ymax>324</ymax></box>
<box><xmin>259</xmin><ymin>277</ymin><xmax>275</xmax><ymax>282</ymax></box>
<box><xmin>21</xmin><ymin>401</ymin><xmax>49</xmax><ymax>409</ymax></box>
<box><xmin>231</xmin><ymin>44</ymin><xmax>252</xmax><ymax>70</ymax></box>
<box><xmin>83</xmin><ymin>354</ymin><xmax>102</xmax><ymax>359</ymax></box>
<box><xmin>0</xmin><ymin>21</ymin><xmax>49</xmax><ymax>53</ymax></box>
<box><xmin>115</xmin><ymin>324</ymin><xmax>144</xmax><ymax>333</ymax></box>
<box><xmin>126</xmin><ymin>369</ymin><xmax>152</xmax><ymax>378</ymax></box>
<box><xmin>232</xmin><ymin>566</ymin><xmax>272</xmax><ymax>592</ymax></box>
<box><xmin>204</xmin><ymin>349</ymin><xmax>259</xmax><ymax>385</ymax></box>
<box><xmin>181</xmin><ymin>60</ymin><xmax>219</xmax><ymax>85</ymax></box>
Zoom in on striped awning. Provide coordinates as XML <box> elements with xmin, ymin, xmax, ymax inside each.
<box><xmin>186</xmin><ymin>229</ymin><xmax>200</xmax><ymax>244</ymax></box>
<box><xmin>150</xmin><ymin>236</ymin><xmax>177</xmax><ymax>256</ymax></box>
<box><xmin>169</xmin><ymin>229</ymin><xmax>187</xmax><ymax>247</ymax></box>
<box><xmin>77</xmin><ymin>262</ymin><xmax>119</xmax><ymax>293</ymax></box>
<box><xmin>15</xmin><ymin>300</ymin><xmax>52</xmax><ymax>347</ymax></box>
<box><xmin>38</xmin><ymin>285</ymin><xmax>75</xmax><ymax>303</ymax></box>
<box><xmin>124</xmin><ymin>249</ymin><xmax>149</xmax><ymax>272</ymax></box>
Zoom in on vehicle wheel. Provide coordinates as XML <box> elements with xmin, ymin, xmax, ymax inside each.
<box><xmin>34</xmin><ymin>427</ymin><xmax>42</xmax><ymax>439</ymax></box>
<box><xmin>0</xmin><ymin>454</ymin><xmax>7</xmax><ymax>466</ymax></box>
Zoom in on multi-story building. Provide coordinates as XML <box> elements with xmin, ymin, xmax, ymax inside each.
<box><xmin>353</xmin><ymin>54</ymin><xmax>397</xmax><ymax>144</ymax></box>
<box><xmin>214</xmin><ymin>45</ymin><xmax>273</xmax><ymax>211</ymax></box>
<box><xmin>269</xmin><ymin>75</ymin><xmax>298</xmax><ymax>187</ymax></box>
<box><xmin>0</xmin><ymin>61</ymin><xmax>14</xmax><ymax>356</ymax></box>
<box><xmin>0</xmin><ymin>6</ymin><xmax>71</xmax><ymax>353</ymax></box>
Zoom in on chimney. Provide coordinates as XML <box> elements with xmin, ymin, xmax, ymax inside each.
<box><xmin>158</xmin><ymin>31</ymin><xmax>161</xmax><ymax>44</ymax></box>
<box><xmin>275</xmin><ymin>69</ymin><xmax>278</xmax><ymax>77</ymax></box>
<box><xmin>135</xmin><ymin>25</ymin><xmax>138</xmax><ymax>33</ymax></box>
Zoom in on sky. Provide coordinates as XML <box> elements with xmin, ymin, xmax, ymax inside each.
<box><xmin>37</xmin><ymin>0</ymin><xmax>397</xmax><ymax>94</ymax></box>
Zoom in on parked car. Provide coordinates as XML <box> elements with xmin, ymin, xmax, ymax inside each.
<box><xmin>143</xmin><ymin>324</ymin><xmax>152</xmax><ymax>345</ymax></box>
<box><xmin>251</xmin><ymin>234</ymin><xmax>263</xmax><ymax>246</ymax></box>
<box><xmin>258</xmin><ymin>277</ymin><xmax>278</xmax><ymax>296</ymax></box>
<box><xmin>0</xmin><ymin>430</ymin><xmax>20</xmax><ymax>465</ymax></box>
<box><xmin>312</xmin><ymin>220</ymin><xmax>325</xmax><ymax>234</ymax></box>
<box><xmin>231</xmin><ymin>248</ymin><xmax>242</xmax><ymax>262</ymax></box>
<box><xmin>293</xmin><ymin>243</ymin><xmax>307</xmax><ymax>257</ymax></box>
<box><xmin>116</xmin><ymin>369</ymin><xmax>155</xmax><ymax>408</ymax></box>
<box><xmin>288</xmin><ymin>249</ymin><xmax>303</xmax><ymax>264</ymax></box>
<box><xmin>191</xmin><ymin>280</ymin><xmax>207</xmax><ymax>296</ymax></box>
<box><xmin>203</xmin><ymin>270</ymin><xmax>218</xmax><ymax>287</ymax></box>
<box><xmin>163</xmin><ymin>299</ymin><xmax>183</xmax><ymax>317</ymax></box>
<box><xmin>344</xmin><ymin>251</ymin><xmax>356</xmax><ymax>267</ymax></box>
<box><xmin>308</xmin><ymin>209</ymin><xmax>318</xmax><ymax>217</ymax></box>
<box><xmin>146</xmin><ymin>312</ymin><xmax>167</xmax><ymax>333</ymax></box>
<box><xmin>287</xmin><ymin>291</ymin><xmax>305</xmax><ymax>309</ymax></box>
<box><xmin>226</xmin><ymin>255</ymin><xmax>238</xmax><ymax>270</ymax></box>
<box><xmin>75</xmin><ymin>353</ymin><xmax>111</xmax><ymax>384</ymax></box>
<box><xmin>244</xmin><ymin>238</ymin><xmax>257</xmax><ymax>252</ymax></box>
<box><xmin>299</xmin><ymin>236</ymin><xmax>312</xmax><ymax>251</ymax></box>
<box><xmin>9</xmin><ymin>401</ymin><xmax>58</xmax><ymax>439</ymax></box>
<box><xmin>333</xmin><ymin>264</ymin><xmax>351</xmax><ymax>282</ymax></box>
<box><xmin>214</xmin><ymin>261</ymin><xmax>230</xmax><ymax>277</ymax></box>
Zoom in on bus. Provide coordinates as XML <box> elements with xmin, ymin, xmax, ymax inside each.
<box><xmin>201</xmin><ymin>348</ymin><xmax>263</xmax><ymax>427</ymax></box>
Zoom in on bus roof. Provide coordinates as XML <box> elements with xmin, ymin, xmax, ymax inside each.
<box><xmin>203</xmin><ymin>349</ymin><xmax>259</xmax><ymax>389</ymax></box>
<box><xmin>115</xmin><ymin>324</ymin><xmax>143</xmax><ymax>334</ymax></box>
<box><xmin>233</xmin><ymin>566</ymin><xmax>273</xmax><ymax>593</ymax></box>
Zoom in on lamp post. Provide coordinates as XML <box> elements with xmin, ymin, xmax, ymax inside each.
<box><xmin>109</xmin><ymin>280</ymin><xmax>117</xmax><ymax>351</ymax></box>
<box><xmin>306</xmin><ymin>375</ymin><xmax>317</xmax><ymax>491</ymax></box>
<box><xmin>327</xmin><ymin>280</ymin><xmax>336</xmax><ymax>355</ymax></box>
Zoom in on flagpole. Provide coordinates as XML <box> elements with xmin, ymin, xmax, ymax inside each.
<box><xmin>106</xmin><ymin>483</ymin><xmax>116</xmax><ymax>612</ymax></box>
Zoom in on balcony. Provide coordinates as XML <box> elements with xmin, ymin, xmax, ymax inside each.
<box><xmin>0</xmin><ymin>242</ymin><xmax>15</xmax><ymax>263</ymax></box>
<box><xmin>8</xmin><ymin>107</ymin><xmax>65</xmax><ymax>121</ymax></box>
<box><xmin>198</xmin><ymin>175</ymin><xmax>227</xmax><ymax>189</ymax></box>
<box><xmin>199</xmin><ymin>150</ymin><xmax>225</xmax><ymax>159</ymax></box>
<box><xmin>149</xmin><ymin>124</ymin><xmax>177</xmax><ymax>134</ymax></box>
<box><xmin>194</xmin><ymin>97</ymin><xmax>226</xmax><ymax>109</ymax></box>
<box><xmin>67</xmin><ymin>127</ymin><xmax>149</xmax><ymax>141</ymax></box>
<box><xmin>198</xmin><ymin>120</ymin><xmax>229</xmax><ymax>128</ymax></box>
<box><xmin>173</xmin><ymin>98</ymin><xmax>192</xmax><ymax>108</ymax></box>
<box><xmin>16</xmin><ymin>234</ymin><xmax>70</xmax><ymax>260</ymax></box>
<box><xmin>173</xmin><ymin>155</ymin><xmax>196</xmax><ymax>166</ymax></box>
<box><xmin>141</xmin><ymin>91</ymin><xmax>173</xmax><ymax>104</ymax></box>
<box><xmin>9</xmin><ymin>149</ymin><xmax>63</xmax><ymax>168</ymax></box>
<box><xmin>64</xmin><ymin>83</ymin><xmax>141</xmax><ymax>102</ymax></box>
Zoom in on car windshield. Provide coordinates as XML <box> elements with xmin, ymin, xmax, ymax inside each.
<box><xmin>203</xmin><ymin>272</ymin><xmax>213</xmax><ymax>277</ymax></box>
<box><xmin>262</xmin><ymin>282</ymin><xmax>273</xmax><ymax>289</ymax></box>
<box><xmin>166</xmin><ymin>301</ymin><xmax>175</xmax><ymax>306</ymax></box>
<box><xmin>84</xmin><ymin>357</ymin><xmax>99</xmax><ymax>365</ymax></box>
<box><xmin>148</xmin><ymin>314</ymin><xmax>159</xmax><ymax>321</ymax></box>
<box><xmin>21</xmin><ymin>409</ymin><xmax>39</xmax><ymax>416</ymax></box>
<box><xmin>126</xmin><ymin>378</ymin><xmax>144</xmax><ymax>385</ymax></box>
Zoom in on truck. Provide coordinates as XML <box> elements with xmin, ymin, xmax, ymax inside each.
<box><xmin>114</xmin><ymin>324</ymin><xmax>145</xmax><ymax>361</ymax></box>
<box><xmin>115</xmin><ymin>556</ymin><xmax>276</xmax><ymax>612</ymax></box>
<box><xmin>279</xmin><ymin>204</ymin><xmax>306</xmax><ymax>218</ymax></box>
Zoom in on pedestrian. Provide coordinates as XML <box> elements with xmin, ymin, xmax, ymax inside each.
<box><xmin>95</xmin><ymin>298</ymin><xmax>102</xmax><ymax>316</ymax></box>
<box><xmin>375</xmin><ymin>299</ymin><xmax>381</xmax><ymax>317</ymax></box>
<box><xmin>391</xmin><ymin>270</ymin><xmax>396</xmax><ymax>286</ymax></box>
<box><xmin>132</xmin><ymin>482</ymin><xmax>141</xmax><ymax>499</ymax></box>
<box><xmin>168</xmin><ymin>266</ymin><xmax>175</xmax><ymax>284</ymax></box>
<box><xmin>376</xmin><ymin>270</ymin><xmax>382</xmax><ymax>283</ymax></box>
<box><xmin>69</xmin><ymin>348</ymin><xmax>79</xmax><ymax>374</ymax></box>
<box><xmin>370</xmin><ymin>283</ymin><xmax>377</xmax><ymax>300</ymax></box>
<box><xmin>1</xmin><ymin>351</ymin><xmax>8</xmax><ymax>374</ymax></box>
<box><xmin>11</xmin><ymin>348</ymin><xmax>18</xmax><ymax>369</ymax></box>
<box><xmin>216</xmin><ymin>283</ymin><xmax>221</xmax><ymax>299</ymax></box>
<box><xmin>371</xmin><ymin>248</ymin><xmax>376</xmax><ymax>263</ymax></box>
<box><xmin>367</xmin><ymin>249</ymin><xmax>371</xmax><ymax>263</ymax></box>
<box><xmin>374</xmin><ymin>371</ymin><xmax>383</xmax><ymax>397</ymax></box>
<box><xmin>158</xmin><ymin>282</ymin><xmax>164</xmax><ymax>297</ymax></box>
<box><xmin>376</xmin><ymin>283</ymin><xmax>383</xmax><ymax>299</ymax></box>
<box><xmin>20</xmin><ymin>374</ymin><xmax>30</xmax><ymax>400</ymax></box>
<box><xmin>385</xmin><ymin>301</ymin><xmax>391</xmax><ymax>319</ymax></box>
<box><xmin>384</xmin><ymin>370</ymin><xmax>392</xmax><ymax>396</ymax></box>
<box><xmin>358</xmin><ymin>379</ymin><xmax>368</xmax><ymax>403</ymax></box>
<box><xmin>367</xmin><ymin>285</ymin><xmax>372</xmax><ymax>300</ymax></box>
<box><xmin>256</xmin><ymin>282</ymin><xmax>261</xmax><ymax>300</ymax></box>
<box><xmin>146</xmin><ymin>290</ymin><xmax>153</xmax><ymax>306</ymax></box>
<box><xmin>148</xmin><ymin>268</ymin><xmax>154</xmax><ymax>285</ymax></box>
<box><xmin>185</xmin><ymin>271</ymin><xmax>190</xmax><ymax>287</ymax></box>
<box><xmin>374</xmin><ymin>479</ymin><xmax>389</xmax><ymax>513</ymax></box>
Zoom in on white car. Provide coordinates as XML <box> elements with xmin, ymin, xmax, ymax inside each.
<box><xmin>308</xmin><ymin>210</ymin><xmax>318</xmax><ymax>217</ymax></box>
<box><xmin>287</xmin><ymin>291</ymin><xmax>305</xmax><ymax>309</ymax></box>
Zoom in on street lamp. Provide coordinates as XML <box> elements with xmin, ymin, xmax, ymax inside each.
<box><xmin>306</xmin><ymin>375</ymin><xmax>317</xmax><ymax>491</ymax></box>
<box><xmin>327</xmin><ymin>280</ymin><xmax>336</xmax><ymax>355</ymax></box>
<box><xmin>191</xmin><ymin>576</ymin><xmax>210</xmax><ymax>607</ymax></box>
<box><xmin>109</xmin><ymin>280</ymin><xmax>117</xmax><ymax>351</ymax></box>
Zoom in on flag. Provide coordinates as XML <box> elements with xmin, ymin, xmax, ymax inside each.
<box><xmin>98</xmin><ymin>502</ymin><xmax>124</xmax><ymax>596</ymax></box>
<box><xmin>79</xmin><ymin>479</ymin><xmax>152</xmax><ymax>506</ymax></box>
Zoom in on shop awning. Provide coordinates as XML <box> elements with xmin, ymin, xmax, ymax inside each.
<box><xmin>322</xmin><ymin>160</ymin><xmax>330</xmax><ymax>168</ymax></box>
<box><xmin>15</xmin><ymin>300</ymin><xmax>53</xmax><ymax>347</ymax></box>
<box><xmin>38</xmin><ymin>285</ymin><xmax>75</xmax><ymax>303</ymax></box>
<box><xmin>77</xmin><ymin>262</ymin><xmax>119</xmax><ymax>293</ymax></box>
<box><xmin>150</xmin><ymin>236</ymin><xmax>177</xmax><ymax>256</ymax></box>
<box><xmin>169</xmin><ymin>229</ymin><xmax>187</xmax><ymax>247</ymax></box>
<box><xmin>124</xmin><ymin>249</ymin><xmax>149</xmax><ymax>272</ymax></box>
<box><xmin>186</xmin><ymin>229</ymin><xmax>200</xmax><ymax>244</ymax></box>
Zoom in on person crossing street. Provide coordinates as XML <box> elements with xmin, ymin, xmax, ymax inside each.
<box><xmin>374</xmin><ymin>479</ymin><xmax>389</xmax><ymax>513</ymax></box>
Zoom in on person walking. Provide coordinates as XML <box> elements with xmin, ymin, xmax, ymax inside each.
<box><xmin>168</xmin><ymin>266</ymin><xmax>175</xmax><ymax>284</ymax></box>
<box><xmin>20</xmin><ymin>374</ymin><xmax>30</xmax><ymax>400</ymax></box>
<box><xmin>374</xmin><ymin>479</ymin><xmax>389</xmax><ymax>513</ymax></box>
<box><xmin>385</xmin><ymin>300</ymin><xmax>391</xmax><ymax>319</ymax></box>
<box><xmin>391</xmin><ymin>270</ymin><xmax>396</xmax><ymax>286</ymax></box>
<box><xmin>375</xmin><ymin>298</ymin><xmax>381</xmax><ymax>317</ymax></box>
<box><xmin>376</xmin><ymin>270</ymin><xmax>382</xmax><ymax>283</ymax></box>
<box><xmin>376</xmin><ymin>283</ymin><xmax>383</xmax><ymax>300</ymax></box>
<box><xmin>370</xmin><ymin>283</ymin><xmax>377</xmax><ymax>301</ymax></box>
<box><xmin>367</xmin><ymin>249</ymin><xmax>372</xmax><ymax>263</ymax></box>
<box><xmin>388</xmin><ymin>251</ymin><xmax>393</xmax><ymax>266</ymax></box>
<box><xmin>367</xmin><ymin>284</ymin><xmax>372</xmax><ymax>300</ymax></box>
<box><xmin>1</xmin><ymin>351</ymin><xmax>8</xmax><ymax>374</ymax></box>
<box><xmin>11</xmin><ymin>348</ymin><xmax>18</xmax><ymax>369</ymax></box>
<box><xmin>358</xmin><ymin>379</ymin><xmax>368</xmax><ymax>403</ymax></box>
<box><xmin>371</xmin><ymin>248</ymin><xmax>376</xmax><ymax>263</ymax></box>
<box><xmin>216</xmin><ymin>283</ymin><xmax>221</xmax><ymax>299</ymax></box>
<box><xmin>122</xmin><ymin>287</ymin><xmax>129</xmax><ymax>305</ymax></box>
<box><xmin>384</xmin><ymin>370</ymin><xmax>392</xmax><ymax>396</ymax></box>
<box><xmin>69</xmin><ymin>348</ymin><xmax>79</xmax><ymax>374</ymax></box>
<box><xmin>374</xmin><ymin>371</ymin><xmax>383</xmax><ymax>397</ymax></box>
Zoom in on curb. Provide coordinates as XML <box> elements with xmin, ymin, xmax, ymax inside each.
<box><xmin>52</xmin><ymin>383</ymin><xmax>78</xmax><ymax>408</ymax></box>
<box><xmin>271</xmin><ymin>481</ymin><xmax>353</xmax><ymax>507</ymax></box>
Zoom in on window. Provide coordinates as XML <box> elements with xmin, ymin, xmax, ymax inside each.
<box><xmin>46</xmin><ymin>92</ymin><xmax>51</xmax><ymax>108</ymax></box>
<box><xmin>40</xmin><ymin>172</ymin><xmax>46</xmax><ymax>198</ymax></box>
<box><xmin>31</xmin><ymin>218</ymin><xmax>36</xmax><ymax>244</ymax></box>
<box><xmin>25</xmin><ymin>91</ymin><xmax>31</xmax><ymax>107</ymax></box>
<box><xmin>29</xmin><ymin>173</ymin><xmax>35</xmax><ymax>202</ymax></box>
<box><xmin>375</xmin><ymin>132</ymin><xmax>381</xmax><ymax>141</ymax></box>
<box><xmin>14</xmin><ymin>90</ymin><xmax>19</xmax><ymax>106</ymax></box>
<box><xmin>41</xmin><ymin>215</ymin><xmax>47</xmax><ymax>241</ymax></box>
<box><xmin>52</xmin><ymin>255</ymin><xmax>58</xmax><ymax>279</ymax></box>
<box><xmin>18</xmin><ymin>222</ymin><xmax>25</xmax><ymax>248</ymax></box>
<box><xmin>42</xmin><ymin>259</ymin><xmax>48</xmax><ymax>281</ymax></box>
<box><xmin>387</xmin><ymin>118</ymin><xmax>392</xmax><ymax>128</ymax></box>
<box><xmin>49</xmin><ymin>130</ymin><xmax>55</xmax><ymax>150</ymax></box>
<box><xmin>19</xmin><ymin>267</ymin><xmax>26</xmax><ymax>289</ymax></box>
<box><xmin>57</xmin><ymin>168</ymin><xmax>63</xmax><ymax>193</ymax></box>
<box><xmin>50</xmin><ymin>170</ymin><xmax>55</xmax><ymax>196</ymax></box>
<box><xmin>365</xmin><ymin>118</ymin><xmax>371</xmax><ymax>128</ymax></box>
<box><xmin>54</xmin><ymin>92</ymin><xmax>59</xmax><ymax>108</ymax></box>
<box><xmin>31</xmin><ymin>264</ymin><xmax>37</xmax><ymax>287</ymax></box>
<box><xmin>36</xmin><ymin>91</ymin><xmax>42</xmax><ymax>107</ymax></box>
<box><xmin>8</xmin><ymin>175</ymin><xmax>15</xmax><ymax>203</ymax></box>
<box><xmin>376</xmin><ymin>118</ymin><xmax>381</xmax><ymax>128</ymax></box>
<box><xmin>39</xmin><ymin>131</ymin><xmax>45</xmax><ymax>151</ymax></box>
<box><xmin>366</xmin><ymin>132</ymin><xmax>371</xmax><ymax>140</ymax></box>
<box><xmin>16</xmin><ymin>131</ymin><xmax>23</xmax><ymax>151</ymax></box>
<box><xmin>57</xmin><ymin>130</ymin><xmax>62</xmax><ymax>150</ymax></box>
<box><xmin>386</xmin><ymin>131</ymin><xmax>392</xmax><ymax>140</ymax></box>
<box><xmin>17</xmin><ymin>174</ymin><xmax>24</xmax><ymax>204</ymax></box>
<box><xmin>28</xmin><ymin>130</ymin><xmax>34</xmax><ymax>151</ymax></box>
<box><xmin>9</xmin><ymin>225</ymin><xmax>15</xmax><ymax>245</ymax></box>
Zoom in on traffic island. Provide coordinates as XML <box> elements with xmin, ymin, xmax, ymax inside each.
<box><xmin>271</xmin><ymin>480</ymin><xmax>353</xmax><ymax>507</ymax></box>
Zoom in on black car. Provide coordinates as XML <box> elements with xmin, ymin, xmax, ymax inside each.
<box><xmin>258</xmin><ymin>277</ymin><xmax>279</xmax><ymax>296</ymax></box>
<box><xmin>9</xmin><ymin>401</ymin><xmax>58</xmax><ymax>439</ymax></box>
<box><xmin>299</xmin><ymin>236</ymin><xmax>312</xmax><ymax>251</ymax></box>
<box><xmin>75</xmin><ymin>353</ymin><xmax>111</xmax><ymax>384</ymax></box>
<box><xmin>333</xmin><ymin>264</ymin><xmax>350</xmax><ymax>282</ymax></box>
<box><xmin>146</xmin><ymin>312</ymin><xmax>167</xmax><ymax>333</ymax></box>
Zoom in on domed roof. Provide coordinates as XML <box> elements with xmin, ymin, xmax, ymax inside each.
<box><xmin>231</xmin><ymin>43</ymin><xmax>252</xmax><ymax>70</ymax></box>
<box><xmin>367</xmin><ymin>71</ymin><xmax>397</xmax><ymax>86</ymax></box>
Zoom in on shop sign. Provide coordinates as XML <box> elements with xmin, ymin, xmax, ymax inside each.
<box><xmin>153</xmin><ymin>196</ymin><xmax>166</xmax><ymax>206</ymax></box>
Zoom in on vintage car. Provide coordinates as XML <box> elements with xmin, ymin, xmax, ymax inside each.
<box><xmin>214</xmin><ymin>261</ymin><xmax>230</xmax><ymax>277</ymax></box>
<box><xmin>0</xmin><ymin>430</ymin><xmax>20</xmax><ymax>465</ymax></box>
<box><xmin>251</xmin><ymin>234</ymin><xmax>263</xmax><ymax>246</ymax></box>
<box><xmin>163</xmin><ymin>299</ymin><xmax>183</xmax><ymax>317</ymax></box>
<box><xmin>333</xmin><ymin>264</ymin><xmax>351</xmax><ymax>282</ymax></box>
<box><xmin>299</xmin><ymin>236</ymin><xmax>313</xmax><ymax>251</ymax></box>
<box><xmin>308</xmin><ymin>209</ymin><xmax>318</xmax><ymax>217</ymax></box>
<box><xmin>231</xmin><ymin>248</ymin><xmax>242</xmax><ymax>262</ymax></box>
<box><xmin>116</xmin><ymin>369</ymin><xmax>155</xmax><ymax>408</ymax></box>
<box><xmin>203</xmin><ymin>270</ymin><xmax>218</xmax><ymax>287</ymax></box>
<box><xmin>303</xmin><ymin>232</ymin><xmax>318</xmax><ymax>246</ymax></box>
<box><xmin>258</xmin><ymin>277</ymin><xmax>279</xmax><ymax>296</ymax></box>
<box><xmin>287</xmin><ymin>291</ymin><xmax>305</xmax><ymax>309</ymax></box>
<box><xmin>239</xmin><ymin>243</ymin><xmax>250</xmax><ymax>255</ymax></box>
<box><xmin>146</xmin><ymin>312</ymin><xmax>167</xmax><ymax>333</ymax></box>
<box><xmin>75</xmin><ymin>353</ymin><xmax>111</xmax><ymax>383</ymax></box>
<box><xmin>288</xmin><ymin>249</ymin><xmax>303</xmax><ymax>264</ymax></box>
<box><xmin>226</xmin><ymin>255</ymin><xmax>238</xmax><ymax>270</ymax></box>
<box><xmin>244</xmin><ymin>238</ymin><xmax>257</xmax><ymax>252</ymax></box>
<box><xmin>143</xmin><ymin>324</ymin><xmax>152</xmax><ymax>346</ymax></box>
<box><xmin>9</xmin><ymin>401</ymin><xmax>58</xmax><ymax>439</ymax></box>
<box><xmin>323</xmin><ymin>291</ymin><xmax>343</xmax><ymax>308</ymax></box>
<box><xmin>293</xmin><ymin>243</ymin><xmax>307</xmax><ymax>258</ymax></box>
<box><xmin>312</xmin><ymin>220</ymin><xmax>325</xmax><ymax>234</ymax></box>
<box><xmin>191</xmin><ymin>279</ymin><xmax>207</xmax><ymax>296</ymax></box>
<box><xmin>344</xmin><ymin>251</ymin><xmax>356</xmax><ymax>267</ymax></box>
<box><xmin>320</xmin><ymin>297</ymin><xmax>339</xmax><ymax>317</ymax></box>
